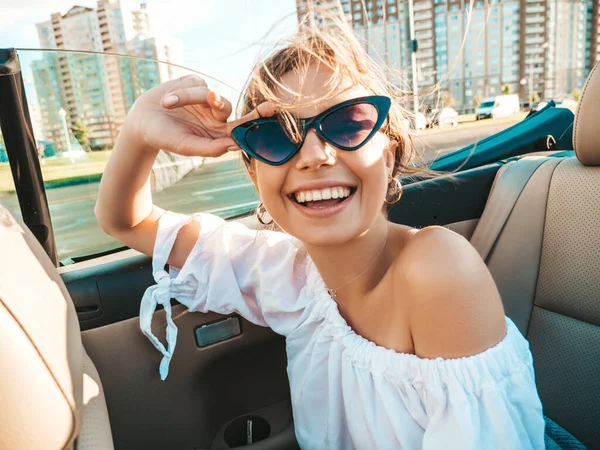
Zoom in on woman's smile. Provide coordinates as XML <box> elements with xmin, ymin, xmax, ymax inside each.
<box><xmin>287</xmin><ymin>183</ymin><xmax>358</xmax><ymax>218</ymax></box>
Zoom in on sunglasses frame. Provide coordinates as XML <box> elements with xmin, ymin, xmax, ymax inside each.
<box><xmin>231</xmin><ymin>95</ymin><xmax>391</xmax><ymax>166</ymax></box>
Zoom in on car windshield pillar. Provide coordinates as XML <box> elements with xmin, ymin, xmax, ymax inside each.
<box><xmin>0</xmin><ymin>48</ymin><xmax>58</xmax><ymax>265</ymax></box>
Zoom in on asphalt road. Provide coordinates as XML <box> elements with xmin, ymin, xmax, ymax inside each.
<box><xmin>0</xmin><ymin>118</ymin><xmax>518</xmax><ymax>263</ymax></box>
<box><xmin>415</xmin><ymin>121</ymin><xmax>518</xmax><ymax>159</ymax></box>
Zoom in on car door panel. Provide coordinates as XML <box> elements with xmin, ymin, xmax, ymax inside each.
<box><xmin>81</xmin><ymin>303</ymin><xmax>294</xmax><ymax>449</ymax></box>
<box><xmin>60</xmin><ymin>250</ymin><xmax>154</xmax><ymax>331</ymax></box>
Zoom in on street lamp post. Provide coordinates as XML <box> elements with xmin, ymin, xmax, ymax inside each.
<box><xmin>520</xmin><ymin>62</ymin><xmax>534</xmax><ymax>107</ymax></box>
<box><xmin>408</xmin><ymin>0</ymin><xmax>419</xmax><ymax>118</ymax></box>
<box><xmin>521</xmin><ymin>42</ymin><xmax>549</xmax><ymax>108</ymax></box>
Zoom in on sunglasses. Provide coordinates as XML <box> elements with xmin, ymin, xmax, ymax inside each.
<box><xmin>231</xmin><ymin>95</ymin><xmax>391</xmax><ymax>166</ymax></box>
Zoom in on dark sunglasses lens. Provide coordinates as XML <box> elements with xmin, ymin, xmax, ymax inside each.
<box><xmin>321</xmin><ymin>103</ymin><xmax>378</xmax><ymax>148</ymax></box>
<box><xmin>245</xmin><ymin>121</ymin><xmax>296</xmax><ymax>164</ymax></box>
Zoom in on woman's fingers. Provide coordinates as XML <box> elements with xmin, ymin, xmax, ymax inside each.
<box><xmin>227</xmin><ymin>102</ymin><xmax>277</xmax><ymax>132</ymax></box>
<box><xmin>207</xmin><ymin>90</ymin><xmax>232</xmax><ymax>122</ymax></box>
<box><xmin>161</xmin><ymin>86</ymin><xmax>209</xmax><ymax>109</ymax></box>
<box><xmin>176</xmin><ymin>74</ymin><xmax>208</xmax><ymax>88</ymax></box>
<box><xmin>173</xmin><ymin>134</ymin><xmax>237</xmax><ymax>158</ymax></box>
<box><xmin>162</xmin><ymin>86</ymin><xmax>232</xmax><ymax>122</ymax></box>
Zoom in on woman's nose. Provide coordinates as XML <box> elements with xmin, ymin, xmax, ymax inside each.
<box><xmin>295</xmin><ymin>129</ymin><xmax>336</xmax><ymax>171</ymax></box>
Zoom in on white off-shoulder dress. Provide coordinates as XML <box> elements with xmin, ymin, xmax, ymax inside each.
<box><xmin>140</xmin><ymin>211</ymin><xmax>546</xmax><ymax>450</ymax></box>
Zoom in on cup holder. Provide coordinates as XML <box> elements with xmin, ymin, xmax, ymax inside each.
<box><xmin>224</xmin><ymin>415</ymin><xmax>271</xmax><ymax>448</ymax></box>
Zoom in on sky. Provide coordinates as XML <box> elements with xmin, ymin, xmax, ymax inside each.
<box><xmin>0</xmin><ymin>0</ymin><xmax>298</xmax><ymax>107</ymax></box>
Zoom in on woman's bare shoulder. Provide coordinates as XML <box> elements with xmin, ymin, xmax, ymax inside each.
<box><xmin>391</xmin><ymin>225</ymin><xmax>506</xmax><ymax>359</ymax></box>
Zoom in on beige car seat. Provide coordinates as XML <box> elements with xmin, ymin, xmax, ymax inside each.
<box><xmin>471</xmin><ymin>61</ymin><xmax>600</xmax><ymax>447</ymax></box>
<box><xmin>0</xmin><ymin>204</ymin><xmax>114</xmax><ymax>449</ymax></box>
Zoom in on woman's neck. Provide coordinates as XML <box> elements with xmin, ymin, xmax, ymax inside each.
<box><xmin>303</xmin><ymin>216</ymin><xmax>395</xmax><ymax>303</ymax></box>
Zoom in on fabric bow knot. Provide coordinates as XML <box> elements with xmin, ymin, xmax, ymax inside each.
<box><xmin>155</xmin><ymin>269</ymin><xmax>172</xmax><ymax>301</ymax></box>
<box><xmin>139</xmin><ymin>268</ymin><xmax>178</xmax><ymax>380</ymax></box>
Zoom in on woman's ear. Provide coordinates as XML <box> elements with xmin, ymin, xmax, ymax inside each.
<box><xmin>384</xmin><ymin>139</ymin><xmax>398</xmax><ymax>175</ymax></box>
<box><xmin>246</xmin><ymin>159</ymin><xmax>259</xmax><ymax>191</ymax></box>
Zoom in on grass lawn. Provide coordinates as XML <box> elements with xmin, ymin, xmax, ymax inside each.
<box><xmin>0</xmin><ymin>149</ymin><xmax>242</xmax><ymax>193</ymax></box>
<box><xmin>0</xmin><ymin>151</ymin><xmax>110</xmax><ymax>193</ymax></box>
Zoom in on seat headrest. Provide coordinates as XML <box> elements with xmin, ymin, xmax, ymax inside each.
<box><xmin>574</xmin><ymin>62</ymin><xmax>600</xmax><ymax>166</ymax></box>
<box><xmin>0</xmin><ymin>202</ymin><xmax>83</xmax><ymax>449</ymax></box>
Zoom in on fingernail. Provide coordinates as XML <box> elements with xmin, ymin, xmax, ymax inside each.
<box><xmin>163</xmin><ymin>95</ymin><xmax>178</xmax><ymax>107</ymax></box>
<box><xmin>226</xmin><ymin>146</ymin><xmax>239</xmax><ymax>152</ymax></box>
<box><xmin>213</xmin><ymin>92</ymin><xmax>223</xmax><ymax>108</ymax></box>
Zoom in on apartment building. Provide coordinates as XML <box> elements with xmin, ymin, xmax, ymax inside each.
<box><xmin>592</xmin><ymin>0</ymin><xmax>600</xmax><ymax>68</ymax></box>
<box><xmin>298</xmin><ymin>0</ymin><xmax>600</xmax><ymax>111</ymax></box>
<box><xmin>32</xmin><ymin>1</ymin><xmax>181</xmax><ymax>151</ymax></box>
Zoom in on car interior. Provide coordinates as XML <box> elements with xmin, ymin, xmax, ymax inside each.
<box><xmin>1</xmin><ymin>53</ymin><xmax>599</xmax><ymax>450</ymax></box>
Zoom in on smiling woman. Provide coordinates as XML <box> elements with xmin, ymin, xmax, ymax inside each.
<box><xmin>4</xmin><ymin>0</ymin><xmax>599</xmax><ymax>448</ymax></box>
<box><xmin>90</xmin><ymin>9</ymin><xmax>547</xmax><ymax>449</ymax></box>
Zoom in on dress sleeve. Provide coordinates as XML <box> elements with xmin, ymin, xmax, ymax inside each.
<box><xmin>139</xmin><ymin>211</ymin><xmax>306</xmax><ymax>380</ymax></box>
<box><xmin>414</xmin><ymin>319</ymin><xmax>546</xmax><ymax>449</ymax></box>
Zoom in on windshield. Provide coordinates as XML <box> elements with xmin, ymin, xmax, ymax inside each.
<box><xmin>1</xmin><ymin>49</ymin><xmax>255</xmax><ymax>264</ymax></box>
<box><xmin>479</xmin><ymin>101</ymin><xmax>496</xmax><ymax>108</ymax></box>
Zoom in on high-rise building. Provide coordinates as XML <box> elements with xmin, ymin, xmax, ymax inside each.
<box><xmin>544</xmin><ymin>0</ymin><xmax>590</xmax><ymax>101</ymax></box>
<box><xmin>591</xmin><ymin>0</ymin><xmax>600</xmax><ymax>68</ymax></box>
<box><xmin>297</xmin><ymin>0</ymin><xmax>600</xmax><ymax>111</ymax></box>
<box><xmin>435</xmin><ymin>0</ymin><xmax>521</xmax><ymax>110</ymax></box>
<box><xmin>32</xmin><ymin>1</ymin><xmax>182</xmax><ymax>151</ymax></box>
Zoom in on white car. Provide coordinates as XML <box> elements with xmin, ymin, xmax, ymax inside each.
<box><xmin>414</xmin><ymin>112</ymin><xmax>427</xmax><ymax>130</ymax></box>
<box><xmin>429</xmin><ymin>107</ymin><xmax>459</xmax><ymax>128</ymax></box>
<box><xmin>476</xmin><ymin>94</ymin><xmax>520</xmax><ymax>120</ymax></box>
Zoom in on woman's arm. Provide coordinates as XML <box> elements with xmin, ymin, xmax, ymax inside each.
<box><xmin>95</xmin><ymin>122</ymin><xmax>201</xmax><ymax>268</ymax></box>
<box><xmin>94</xmin><ymin>75</ymin><xmax>251</xmax><ymax>268</ymax></box>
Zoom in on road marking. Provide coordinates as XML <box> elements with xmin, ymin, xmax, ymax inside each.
<box><xmin>200</xmin><ymin>200</ymin><xmax>259</xmax><ymax>215</ymax></box>
<box><xmin>192</xmin><ymin>182</ymin><xmax>254</xmax><ymax>196</ymax></box>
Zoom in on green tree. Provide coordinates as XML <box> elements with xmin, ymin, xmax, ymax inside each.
<box><xmin>571</xmin><ymin>89</ymin><xmax>581</xmax><ymax>102</ymax></box>
<box><xmin>473</xmin><ymin>94</ymin><xmax>483</xmax><ymax>107</ymax></box>
<box><xmin>532</xmin><ymin>91</ymin><xmax>541</xmax><ymax>104</ymax></box>
<box><xmin>501</xmin><ymin>84</ymin><xmax>512</xmax><ymax>95</ymax></box>
<box><xmin>72</xmin><ymin>121</ymin><xmax>90</xmax><ymax>150</ymax></box>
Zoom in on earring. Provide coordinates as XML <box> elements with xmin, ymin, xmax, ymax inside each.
<box><xmin>255</xmin><ymin>202</ymin><xmax>274</xmax><ymax>225</ymax></box>
<box><xmin>384</xmin><ymin>178</ymin><xmax>403</xmax><ymax>204</ymax></box>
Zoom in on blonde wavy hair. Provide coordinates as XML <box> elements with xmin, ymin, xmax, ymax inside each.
<box><xmin>236</xmin><ymin>9</ymin><xmax>428</xmax><ymax>188</ymax></box>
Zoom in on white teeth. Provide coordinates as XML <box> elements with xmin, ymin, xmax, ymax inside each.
<box><xmin>294</xmin><ymin>186</ymin><xmax>353</xmax><ymax>203</ymax></box>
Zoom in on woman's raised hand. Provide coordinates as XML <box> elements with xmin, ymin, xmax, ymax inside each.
<box><xmin>125</xmin><ymin>74</ymin><xmax>274</xmax><ymax>158</ymax></box>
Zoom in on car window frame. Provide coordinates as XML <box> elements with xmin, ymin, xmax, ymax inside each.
<box><xmin>0</xmin><ymin>48</ymin><xmax>58</xmax><ymax>264</ymax></box>
<box><xmin>0</xmin><ymin>47</ymin><xmax>260</xmax><ymax>267</ymax></box>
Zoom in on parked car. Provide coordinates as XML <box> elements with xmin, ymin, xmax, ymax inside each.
<box><xmin>414</xmin><ymin>112</ymin><xmax>427</xmax><ymax>130</ymax></box>
<box><xmin>428</xmin><ymin>107</ymin><xmax>459</xmax><ymax>128</ymax></box>
<box><xmin>476</xmin><ymin>94</ymin><xmax>520</xmax><ymax>120</ymax></box>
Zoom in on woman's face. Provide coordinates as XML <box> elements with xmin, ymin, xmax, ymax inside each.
<box><xmin>250</xmin><ymin>64</ymin><xmax>395</xmax><ymax>247</ymax></box>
